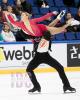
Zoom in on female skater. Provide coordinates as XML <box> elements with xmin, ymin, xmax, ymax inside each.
<box><xmin>4</xmin><ymin>10</ymin><xmax>70</xmax><ymax>38</ymax></box>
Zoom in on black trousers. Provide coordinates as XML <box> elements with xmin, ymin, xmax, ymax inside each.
<box><xmin>26</xmin><ymin>52</ymin><xmax>71</xmax><ymax>88</ymax></box>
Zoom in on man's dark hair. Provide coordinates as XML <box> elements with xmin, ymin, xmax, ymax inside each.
<box><xmin>43</xmin><ymin>30</ymin><xmax>51</xmax><ymax>41</ymax></box>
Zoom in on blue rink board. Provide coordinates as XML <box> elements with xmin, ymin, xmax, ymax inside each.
<box><xmin>0</xmin><ymin>40</ymin><xmax>80</xmax><ymax>45</ymax></box>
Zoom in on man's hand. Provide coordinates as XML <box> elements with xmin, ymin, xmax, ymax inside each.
<box><xmin>3</xmin><ymin>11</ymin><xmax>10</xmax><ymax>15</ymax></box>
<box><xmin>66</xmin><ymin>18</ymin><xmax>74</xmax><ymax>26</ymax></box>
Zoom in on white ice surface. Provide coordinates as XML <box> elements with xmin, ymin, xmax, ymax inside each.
<box><xmin>0</xmin><ymin>72</ymin><xmax>80</xmax><ymax>100</ymax></box>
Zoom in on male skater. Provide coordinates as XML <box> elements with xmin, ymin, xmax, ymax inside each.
<box><xmin>26</xmin><ymin>30</ymin><xmax>76</xmax><ymax>93</ymax></box>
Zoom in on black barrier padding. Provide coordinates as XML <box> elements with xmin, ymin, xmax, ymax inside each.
<box><xmin>67</xmin><ymin>44</ymin><xmax>80</xmax><ymax>67</ymax></box>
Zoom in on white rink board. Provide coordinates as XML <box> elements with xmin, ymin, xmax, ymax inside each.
<box><xmin>0</xmin><ymin>42</ymin><xmax>67</xmax><ymax>68</ymax></box>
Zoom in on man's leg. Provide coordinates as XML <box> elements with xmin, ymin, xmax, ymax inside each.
<box><xmin>44</xmin><ymin>53</ymin><xmax>76</xmax><ymax>93</ymax></box>
<box><xmin>26</xmin><ymin>53</ymin><xmax>42</xmax><ymax>93</ymax></box>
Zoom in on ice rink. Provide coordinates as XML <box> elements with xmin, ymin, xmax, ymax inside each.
<box><xmin>0</xmin><ymin>71</ymin><xmax>80</xmax><ymax>100</ymax></box>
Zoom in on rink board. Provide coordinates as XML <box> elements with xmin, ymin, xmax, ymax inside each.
<box><xmin>0</xmin><ymin>41</ymin><xmax>80</xmax><ymax>74</ymax></box>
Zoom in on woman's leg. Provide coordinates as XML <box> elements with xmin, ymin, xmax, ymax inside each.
<box><xmin>46</xmin><ymin>23</ymin><xmax>69</xmax><ymax>35</ymax></box>
<box><xmin>46</xmin><ymin>18</ymin><xmax>73</xmax><ymax>35</ymax></box>
<box><xmin>48</xmin><ymin>18</ymin><xmax>59</xmax><ymax>27</ymax></box>
<box><xmin>48</xmin><ymin>10</ymin><xmax>66</xmax><ymax>27</ymax></box>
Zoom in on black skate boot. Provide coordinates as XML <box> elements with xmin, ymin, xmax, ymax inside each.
<box><xmin>63</xmin><ymin>86</ymin><xmax>76</xmax><ymax>93</ymax></box>
<box><xmin>28</xmin><ymin>87</ymin><xmax>41</xmax><ymax>93</ymax></box>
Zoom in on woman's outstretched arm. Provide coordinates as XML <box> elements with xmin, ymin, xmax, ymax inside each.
<box><xmin>4</xmin><ymin>11</ymin><xmax>21</xmax><ymax>28</ymax></box>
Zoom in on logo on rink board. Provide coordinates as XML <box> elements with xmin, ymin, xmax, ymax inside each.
<box><xmin>0</xmin><ymin>47</ymin><xmax>5</xmax><ymax>62</ymax></box>
<box><xmin>0</xmin><ymin>46</ymin><xmax>34</xmax><ymax>62</ymax></box>
<box><xmin>67</xmin><ymin>44</ymin><xmax>80</xmax><ymax>67</ymax></box>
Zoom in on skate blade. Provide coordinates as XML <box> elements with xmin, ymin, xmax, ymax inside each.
<box><xmin>64</xmin><ymin>90</ymin><xmax>76</xmax><ymax>94</ymax></box>
<box><xmin>28</xmin><ymin>91</ymin><xmax>41</xmax><ymax>95</ymax></box>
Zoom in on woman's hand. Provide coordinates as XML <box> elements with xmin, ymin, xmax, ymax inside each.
<box><xmin>3</xmin><ymin>11</ymin><xmax>10</xmax><ymax>15</ymax></box>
